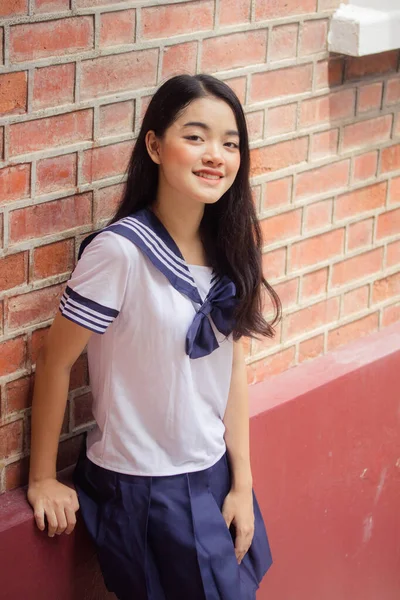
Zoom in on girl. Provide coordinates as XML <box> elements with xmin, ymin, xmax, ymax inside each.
<box><xmin>27</xmin><ymin>74</ymin><xmax>281</xmax><ymax>600</ymax></box>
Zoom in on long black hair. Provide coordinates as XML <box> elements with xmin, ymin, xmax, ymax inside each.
<box><xmin>110</xmin><ymin>74</ymin><xmax>281</xmax><ymax>340</ymax></box>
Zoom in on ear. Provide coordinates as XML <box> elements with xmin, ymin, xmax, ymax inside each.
<box><xmin>145</xmin><ymin>130</ymin><xmax>162</xmax><ymax>165</ymax></box>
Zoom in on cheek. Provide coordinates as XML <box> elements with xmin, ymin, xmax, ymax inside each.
<box><xmin>162</xmin><ymin>143</ymin><xmax>198</xmax><ymax>169</ymax></box>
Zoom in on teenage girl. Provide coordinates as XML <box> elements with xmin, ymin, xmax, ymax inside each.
<box><xmin>27</xmin><ymin>74</ymin><xmax>281</xmax><ymax>600</ymax></box>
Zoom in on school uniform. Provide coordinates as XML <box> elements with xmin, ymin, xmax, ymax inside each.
<box><xmin>60</xmin><ymin>208</ymin><xmax>272</xmax><ymax>599</ymax></box>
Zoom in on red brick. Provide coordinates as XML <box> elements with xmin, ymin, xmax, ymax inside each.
<box><xmin>269</xmin><ymin>24</ymin><xmax>298</xmax><ymax>61</ymax></box>
<box><xmin>36</xmin><ymin>154</ymin><xmax>77</xmax><ymax>196</ymax></box>
<box><xmin>301</xmin><ymin>267</ymin><xmax>328</xmax><ymax>300</ymax></box>
<box><xmin>202</xmin><ymin>30</ymin><xmax>267</xmax><ymax>73</ymax></box>
<box><xmin>10</xmin><ymin>17</ymin><xmax>93</xmax><ymax>62</ymax></box>
<box><xmin>262</xmin><ymin>247</ymin><xmax>286</xmax><ymax>280</ymax></box>
<box><xmin>273</xmin><ymin>278</ymin><xmax>299</xmax><ymax>309</ymax></box>
<box><xmin>0</xmin><ymin>29</ymin><xmax>3</xmax><ymax>65</ymax></box>
<box><xmin>81</xmin><ymin>50</ymin><xmax>158</xmax><ymax>100</ymax></box>
<box><xmin>219</xmin><ymin>0</ymin><xmax>251</xmax><ymax>25</ymax></box>
<box><xmin>331</xmin><ymin>248</ymin><xmax>383</xmax><ymax>288</ymax></box>
<box><xmin>6</xmin><ymin>376</ymin><xmax>32</xmax><ymax>412</ymax></box>
<box><xmin>94</xmin><ymin>183</ymin><xmax>124</xmax><ymax>223</ymax></box>
<box><xmin>33</xmin><ymin>239</ymin><xmax>75</xmax><ymax>280</ymax></box>
<box><xmin>266</xmin><ymin>103</ymin><xmax>297</xmax><ymax>137</ymax></box>
<box><xmin>82</xmin><ymin>140</ymin><xmax>133</xmax><ymax>184</ymax></box>
<box><xmin>0</xmin><ymin>71</ymin><xmax>27</xmax><ymax>116</ymax></box>
<box><xmin>225</xmin><ymin>77</ymin><xmax>246</xmax><ymax>104</ymax></box>
<box><xmin>381</xmin><ymin>144</ymin><xmax>400</xmax><ymax>174</ymax></box>
<box><xmin>33</xmin><ymin>63</ymin><xmax>75</xmax><ymax>110</ymax></box>
<box><xmin>394</xmin><ymin>115</ymin><xmax>400</xmax><ymax>138</ymax></box>
<box><xmin>299</xmin><ymin>334</ymin><xmax>324</xmax><ymax>363</ymax></box>
<box><xmin>0</xmin><ymin>127</ymin><xmax>4</xmax><ymax>159</ymax></box>
<box><xmin>328</xmin><ymin>312</ymin><xmax>379</xmax><ymax>350</ymax></box>
<box><xmin>99</xmin><ymin>101</ymin><xmax>134</xmax><ymax>138</ymax></box>
<box><xmin>300</xmin><ymin>89</ymin><xmax>355</xmax><ymax>128</ymax></box>
<box><xmin>387</xmin><ymin>240</ymin><xmax>400</xmax><ymax>268</ymax></box>
<box><xmin>34</xmin><ymin>0</ymin><xmax>70</xmax><ymax>13</ymax></box>
<box><xmin>357</xmin><ymin>82</ymin><xmax>383</xmax><ymax>113</ymax></box>
<box><xmin>386</xmin><ymin>78</ymin><xmax>400</xmax><ymax>106</ymax></box>
<box><xmin>7</xmin><ymin>284</ymin><xmax>63</xmax><ymax>331</ymax></box>
<box><xmin>246</xmin><ymin>111</ymin><xmax>264</xmax><ymax>142</ymax></box>
<box><xmin>255</xmin><ymin>0</ymin><xmax>316</xmax><ymax>20</ymax></box>
<box><xmin>373</xmin><ymin>272</ymin><xmax>400</xmax><ymax>304</ymax></box>
<box><xmin>9</xmin><ymin>192</ymin><xmax>92</xmax><ymax>244</ymax></box>
<box><xmin>263</xmin><ymin>177</ymin><xmax>292</xmax><ymax>210</ymax></box>
<box><xmin>0</xmin><ymin>301</ymin><xmax>4</xmax><ymax>334</ymax></box>
<box><xmin>142</xmin><ymin>1</ymin><xmax>213</xmax><ymax>39</ymax></box>
<box><xmin>0</xmin><ymin>164</ymin><xmax>31</xmax><ymax>204</ymax></box>
<box><xmin>347</xmin><ymin>218</ymin><xmax>374</xmax><ymax>251</ymax></box>
<box><xmin>9</xmin><ymin>110</ymin><xmax>93</xmax><ymax>157</ymax></box>
<box><xmin>0</xmin><ymin>420</ymin><xmax>23</xmax><ymax>460</ymax></box>
<box><xmin>5</xmin><ymin>456</ymin><xmax>29</xmax><ymax>492</ymax></box>
<box><xmin>261</xmin><ymin>209</ymin><xmax>302</xmax><ymax>246</ymax></box>
<box><xmin>315</xmin><ymin>58</ymin><xmax>344</xmax><ymax>89</ymax></box>
<box><xmin>247</xmin><ymin>347</ymin><xmax>296</xmax><ymax>384</ymax></box>
<box><xmin>390</xmin><ymin>176</ymin><xmax>400</xmax><ymax>205</ymax></box>
<box><xmin>342</xmin><ymin>115</ymin><xmax>392</xmax><ymax>152</ymax></box>
<box><xmin>251</xmin><ymin>64</ymin><xmax>312</xmax><ymax>102</ymax></box>
<box><xmin>346</xmin><ymin>51</ymin><xmax>399</xmax><ymax>81</ymax></box>
<box><xmin>0</xmin><ymin>214</ymin><xmax>3</xmax><ymax>249</ymax></box>
<box><xmin>377</xmin><ymin>207</ymin><xmax>400</xmax><ymax>240</ymax></box>
<box><xmin>284</xmin><ymin>297</ymin><xmax>339</xmax><ymax>340</ymax></box>
<box><xmin>0</xmin><ymin>0</ymin><xmax>27</xmax><ymax>17</ymax></box>
<box><xmin>343</xmin><ymin>285</ymin><xmax>369</xmax><ymax>317</ymax></box>
<box><xmin>290</xmin><ymin>228</ymin><xmax>344</xmax><ymax>271</ymax></box>
<box><xmin>304</xmin><ymin>199</ymin><xmax>333</xmax><ymax>232</ymax></box>
<box><xmin>299</xmin><ymin>19</ymin><xmax>328</xmax><ymax>55</ymax></box>
<box><xmin>73</xmin><ymin>391</ymin><xmax>94</xmax><ymax>428</ymax></box>
<box><xmin>252</xmin><ymin>185</ymin><xmax>261</xmax><ymax>210</ymax></box>
<box><xmin>162</xmin><ymin>42</ymin><xmax>197</xmax><ymax>80</ymax></box>
<box><xmin>100</xmin><ymin>9</ymin><xmax>135</xmax><ymax>47</ymax></box>
<box><xmin>30</xmin><ymin>326</ymin><xmax>49</xmax><ymax>365</ymax></box>
<box><xmin>0</xmin><ymin>337</ymin><xmax>26</xmax><ymax>377</ymax></box>
<box><xmin>295</xmin><ymin>160</ymin><xmax>350</xmax><ymax>200</ymax></box>
<box><xmin>69</xmin><ymin>353</ymin><xmax>89</xmax><ymax>391</ymax></box>
<box><xmin>0</xmin><ymin>252</ymin><xmax>28</xmax><ymax>291</ymax></box>
<box><xmin>251</xmin><ymin>137</ymin><xmax>308</xmax><ymax>176</ymax></box>
<box><xmin>311</xmin><ymin>128</ymin><xmax>338</xmax><ymax>160</ymax></box>
<box><xmin>382</xmin><ymin>302</ymin><xmax>400</xmax><ymax>327</ymax></box>
<box><xmin>352</xmin><ymin>151</ymin><xmax>378</xmax><ymax>182</ymax></box>
<box><xmin>335</xmin><ymin>181</ymin><xmax>387</xmax><ymax>221</ymax></box>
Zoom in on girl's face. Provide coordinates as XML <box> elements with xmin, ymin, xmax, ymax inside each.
<box><xmin>146</xmin><ymin>96</ymin><xmax>241</xmax><ymax>206</ymax></box>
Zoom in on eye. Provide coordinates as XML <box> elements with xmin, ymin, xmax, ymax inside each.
<box><xmin>224</xmin><ymin>141</ymin><xmax>240</xmax><ymax>149</ymax></box>
<box><xmin>184</xmin><ymin>135</ymin><xmax>203</xmax><ymax>142</ymax></box>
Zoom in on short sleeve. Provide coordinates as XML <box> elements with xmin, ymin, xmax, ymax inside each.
<box><xmin>59</xmin><ymin>231</ymin><xmax>131</xmax><ymax>334</ymax></box>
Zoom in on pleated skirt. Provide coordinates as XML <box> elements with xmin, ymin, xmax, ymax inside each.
<box><xmin>74</xmin><ymin>451</ymin><xmax>272</xmax><ymax>600</ymax></box>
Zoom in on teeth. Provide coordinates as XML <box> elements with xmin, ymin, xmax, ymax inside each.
<box><xmin>195</xmin><ymin>172</ymin><xmax>220</xmax><ymax>180</ymax></box>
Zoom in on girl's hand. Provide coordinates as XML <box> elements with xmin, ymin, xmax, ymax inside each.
<box><xmin>27</xmin><ymin>478</ymin><xmax>80</xmax><ymax>537</ymax></box>
<box><xmin>221</xmin><ymin>488</ymin><xmax>255</xmax><ymax>564</ymax></box>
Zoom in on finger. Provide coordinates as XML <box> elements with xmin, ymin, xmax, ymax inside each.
<box><xmin>71</xmin><ymin>492</ymin><xmax>80</xmax><ymax>513</ymax></box>
<box><xmin>235</xmin><ymin>530</ymin><xmax>253</xmax><ymax>564</ymax></box>
<box><xmin>221</xmin><ymin>509</ymin><xmax>233</xmax><ymax>529</ymax></box>
<box><xmin>54</xmin><ymin>507</ymin><xmax>68</xmax><ymax>535</ymax></box>
<box><xmin>64</xmin><ymin>507</ymin><xmax>77</xmax><ymax>535</ymax></box>
<box><xmin>45</xmin><ymin>509</ymin><xmax>59</xmax><ymax>538</ymax></box>
<box><xmin>33</xmin><ymin>502</ymin><xmax>46</xmax><ymax>532</ymax></box>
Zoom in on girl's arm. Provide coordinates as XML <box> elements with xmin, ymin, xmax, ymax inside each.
<box><xmin>28</xmin><ymin>312</ymin><xmax>93</xmax><ymax>537</ymax></box>
<box><xmin>222</xmin><ymin>339</ymin><xmax>255</xmax><ymax>564</ymax></box>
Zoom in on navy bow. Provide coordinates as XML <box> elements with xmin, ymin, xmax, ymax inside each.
<box><xmin>185</xmin><ymin>276</ymin><xmax>238</xmax><ymax>359</ymax></box>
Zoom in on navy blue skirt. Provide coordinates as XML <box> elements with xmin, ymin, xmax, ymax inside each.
<box><xmin>74</xmin><ymin>452</ymin><xmax>272</xmax><ymax>600</ymax></box>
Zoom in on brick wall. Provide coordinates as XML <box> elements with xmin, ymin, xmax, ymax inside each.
<box><xmin>0</xmin><ymin>0</ymin><xmax>399</xmax><ymax>493</ymax></box>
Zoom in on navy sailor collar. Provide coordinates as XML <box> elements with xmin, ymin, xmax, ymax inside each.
<box><xmin>79</xmin><ymin>208</ymin><xmax>238</xmax><ymax>359</ymax></box>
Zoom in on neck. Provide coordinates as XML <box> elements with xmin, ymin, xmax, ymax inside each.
<box><xmin>152</xmin><ymin>190</ymin><xmax>205</xmax><ymax>246</ymax></box>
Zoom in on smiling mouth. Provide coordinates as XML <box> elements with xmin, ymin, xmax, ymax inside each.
<box><xmin>193</xmin><ymin>172</ymin><xmax>223</xmax><ymax>180</ymax></box>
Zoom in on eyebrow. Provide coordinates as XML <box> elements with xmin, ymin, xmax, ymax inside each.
<box><xmin>182</xmin><ymin>121</ymin><xmax>240</xmax><ymax>137</ymax></box>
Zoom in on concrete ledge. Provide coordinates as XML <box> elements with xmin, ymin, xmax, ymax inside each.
<box><xmin>1</xmin><ymin>322</ymin><xmax>400</xmax><ymax>599</ymax></box>
<box><xmin>328</xmin><ymin>3</ymin><xmax>400</xmax><ymax>56</ymax></box>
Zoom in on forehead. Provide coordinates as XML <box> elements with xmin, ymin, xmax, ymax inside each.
<box><xmin>174</xmin><ymin>97</ymin><xmax>238</xmax><ymax>131</ymax></box>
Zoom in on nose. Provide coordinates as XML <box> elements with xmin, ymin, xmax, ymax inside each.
<box><xmin>202</xmin><ymin>142</ymin><xmax>224</xmax><ymax>167</ymax></box>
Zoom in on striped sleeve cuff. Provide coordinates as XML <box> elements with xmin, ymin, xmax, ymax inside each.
<box><xmin>59</xmin><ymin>286</ymin><xmax>119</xmax><ymax>334</ymax></box>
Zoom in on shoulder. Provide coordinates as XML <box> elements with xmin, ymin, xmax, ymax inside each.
<box><xmin>80</xmin><ymin>228</ymin><xmax>141</xmax><ymax>265</ymax></box>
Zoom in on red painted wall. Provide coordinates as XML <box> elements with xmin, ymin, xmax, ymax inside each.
<box><xmin>1</xmin><ymin>322</ymin><xmax>400</xmax><ymax>599</ymax></box>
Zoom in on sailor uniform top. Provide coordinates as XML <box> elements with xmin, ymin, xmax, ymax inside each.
<box><xmin>59</xmin><ymin>208</ymin><xmax>238</xmax><ymax>476</ymax></box>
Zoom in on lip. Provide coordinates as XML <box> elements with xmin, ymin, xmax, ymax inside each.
<box><xmin>193</xmin><ymin>169</ymin><xmax>224</xmax><ymax>178</ymax></box>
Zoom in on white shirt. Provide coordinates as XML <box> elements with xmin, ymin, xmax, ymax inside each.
<box><xmin>59</xmin><ymin>211</ymin><xmax>235</xmax><ymax>475</ymax></box>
